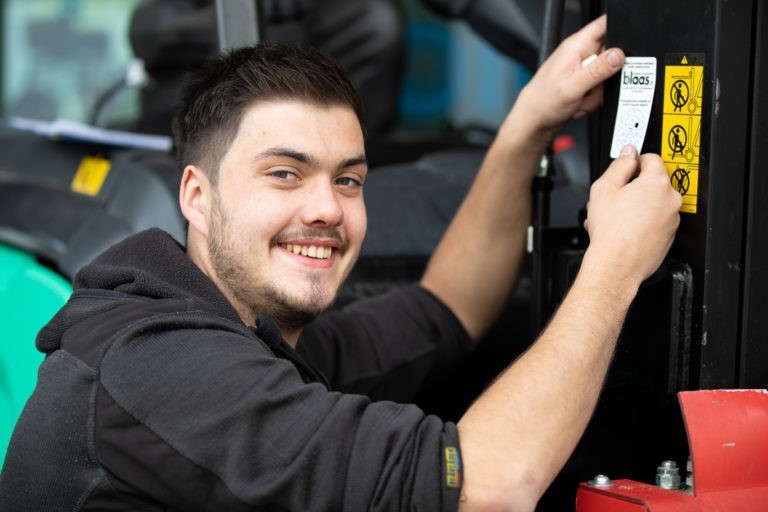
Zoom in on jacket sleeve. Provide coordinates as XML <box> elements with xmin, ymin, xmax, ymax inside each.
<box><xmin>297</xmin><ymin>284</ymin><xmax>474</xmax><ymax>402</ymax></box>
<box><xmin>96</xmin><ymin>314</ymin><xmax>464</xmax><ymax>512</ymax></box>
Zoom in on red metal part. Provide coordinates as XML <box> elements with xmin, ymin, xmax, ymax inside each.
<box><xmin>575</xmin><ymin>389</ymin><xmax>768</xmax><ymax>511</ymax></box>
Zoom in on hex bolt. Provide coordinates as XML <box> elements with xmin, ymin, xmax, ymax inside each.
<box><xmin>656</xmin><ymin>460</ymin><xmax>681</xmax><ymax>490</ymax></box>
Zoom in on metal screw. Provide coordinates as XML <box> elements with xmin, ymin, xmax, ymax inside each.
<box><xmin>588</xmin><ymin>474</ymin><xmax>614</xmax><ymax>487</ymax></box>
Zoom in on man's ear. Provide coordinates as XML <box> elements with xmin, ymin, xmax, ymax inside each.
<box><xmin>179</xmin><ymin>165</ymin><xmax>211</xmax><ymax>237</ymax></box>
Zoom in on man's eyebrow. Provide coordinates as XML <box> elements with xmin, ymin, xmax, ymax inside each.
<box><xmin>254</xmin><ymin>146</ymin><xmax>367</xmax><ymax>170</ymax></box>
<box><xmin>254</xmin><ymin>147</ymin><xmax>318</xmax><ymax>166</ymax></box>
<box><xmin>339</xmin><ymin>155</ymin><xmax>368</xmax><ymax>170</ymax></box>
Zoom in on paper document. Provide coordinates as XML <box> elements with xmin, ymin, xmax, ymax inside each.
<box><xmin>4</xmin><ymin>117</ymin><xmax>172</xmax><ymax>152</ymax></box>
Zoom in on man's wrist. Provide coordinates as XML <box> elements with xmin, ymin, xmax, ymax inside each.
<box><xmin>575</xmin><ymin>249</ymin><xmax>643</xmax><ymax>308</ymax></box>
<box><xmin>494</xmin><ymin>105</ymin><xmax>551</xmax><ymax>168</ymax></box>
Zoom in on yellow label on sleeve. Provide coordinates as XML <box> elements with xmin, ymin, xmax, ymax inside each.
<box><xmin>445</xmin><ymin>446</ymin><xmax>462</xmax><ymax>488</ymax></box>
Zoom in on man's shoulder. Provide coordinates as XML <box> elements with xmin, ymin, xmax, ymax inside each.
<box><xmin>53</xmin><ymin>291</ymin><xmax>255</xmax><ymax>367</ymax></box>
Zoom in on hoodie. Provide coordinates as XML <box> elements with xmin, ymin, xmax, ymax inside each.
<box><xmin>0</xmin><ymin>228</ymin><xmax>470</xmax><ymax>511</ymax></box>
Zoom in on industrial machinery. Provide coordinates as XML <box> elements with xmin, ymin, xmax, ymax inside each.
<box><xmin>2</xmin><ymin>0</ymin><xmax>767</xmax><ymax>509</ymax></box>
<box><xmin>576</xmin><ymin>389</ymin><xmax>768</xmax><ymax>511</ymax></box>
<box><xmin>536</xmin><ymin>0</ymin><xmax>768</xmax><ymax>509</ymax></box>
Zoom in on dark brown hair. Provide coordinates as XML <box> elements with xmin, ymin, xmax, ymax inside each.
<box><xmin>172</xmin><ymin>41</ymin><xmax>365</xmax><ymax>184</ymax></box>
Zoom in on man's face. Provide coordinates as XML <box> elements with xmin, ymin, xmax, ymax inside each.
<box><xmin>206</xmin><ymin>100</ymin><xmax>367</xmax><ymax>333</ymax></box>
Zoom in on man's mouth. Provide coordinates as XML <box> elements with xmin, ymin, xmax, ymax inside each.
<box><xmin>282</xmin><ymin>244</ymin><xmax>333</xmax><ymax>260</ymax></box>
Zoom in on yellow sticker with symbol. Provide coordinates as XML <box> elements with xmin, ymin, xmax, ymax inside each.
<box><xmin>71</xmin><ymin>155</ymin><xmax>111</xmax><ymax>196</ymax></box>
<box><xmin>661</xmin><ymin>53</ymin><xmax>704</xmax><ymax>214</ymax></box>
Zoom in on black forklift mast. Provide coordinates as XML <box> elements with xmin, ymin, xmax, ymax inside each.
<box><xmin>531</xmin><ymin>1</ymin><xmax>768</xmax><ymax>506</ymax></box>
<box><xmin>534</xmin><ymin>0</ymin><xmax>768</xmax><ymax>394</ymax></box>
<box><xmin>596</xmin><ymin>0</ymin><xmax>767</xmax><ymax>391</ymax></box>
<box><xmin>742</xmin><ymin>0</ymin><xmax>768</xmax><ymax>390</ymax></box>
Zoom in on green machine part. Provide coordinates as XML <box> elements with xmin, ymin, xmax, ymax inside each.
<box><xmin>0</xmin><ymin>243</ymin><xmax>71</xmax><ymax>465</ymax></box>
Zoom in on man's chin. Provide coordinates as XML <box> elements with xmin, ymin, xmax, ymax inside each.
<box><xmin>263</xmin><ymin>291</ymin><xmax>336</xmax><ymax>330</ymax></box>
<box><xmin>267</xmin><ymin>305</ymin><xmax>324</xmax><ymax>333</ymax></box>
<box><xmin>289</xmin><ymin>296</ymin><xmax>335</xmax><ymax>319</ymax></box>
<box><xmin>285</xmin><ymin>281</ymin><xmax>340</xmax><ymax>311</ymax></box>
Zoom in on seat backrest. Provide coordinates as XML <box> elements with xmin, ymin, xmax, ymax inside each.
<box><xmin>0</xmin><ymin>243</ymin><xmax>71</xmax><ymax>465</ymax></box>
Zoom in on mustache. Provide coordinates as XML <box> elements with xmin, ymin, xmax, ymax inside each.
<box><xmin>270</xmin><ymin>228</ymin><xmax>347</xmax><ymax>250</ymax></box>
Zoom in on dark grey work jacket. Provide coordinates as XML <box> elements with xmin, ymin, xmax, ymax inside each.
<box><xmin>0</xmin><ymin>229</ymin><xmax>471</xmax><ymax>511</ymax></box>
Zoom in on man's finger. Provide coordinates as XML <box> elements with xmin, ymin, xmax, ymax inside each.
<box><xmin>572</xmin><ymin>14</ymin><xmax>607</xmax><ymax>47</ymax></box>
<box><xmin>564</xmin><ymin>48</ymin><xmax>625</xmax><ymax>102</ymax></box>
<box><xmin>636</xmin><ymin>153</ymin><xmax>671</xmax><ymax>180</ymax></box>
<box><xmin>597</xmin><ymin>145</ymin><xmax>639</xmax><ymax>187</ymax></box>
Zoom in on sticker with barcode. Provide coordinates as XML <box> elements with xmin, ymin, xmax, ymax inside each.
<box><xmin>610</xmin><ymin>56</ymin><xmax>657</xmax><ymax>158</ymax></box>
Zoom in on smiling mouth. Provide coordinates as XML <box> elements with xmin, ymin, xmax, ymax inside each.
<box><xmin>283</xmin><ymin>244</ymin><xmax>333</xmax><ymax>260</ymax></box>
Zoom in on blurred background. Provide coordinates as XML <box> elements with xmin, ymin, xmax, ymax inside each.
<box><xmin>0</xmin><ymin>4</ymin><xmax>596</xmax><ymax>509</ymax></box>
<box><xmin>15</xmin><ymin>2</ymin><xmax>767</xmax><ymax>511</ymax></box>
<box><xmin>1</xmin><ymin>0</ymin><xmax>538</xmax><ymax>138</ymax></box>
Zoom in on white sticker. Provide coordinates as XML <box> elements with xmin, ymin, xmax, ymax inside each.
<box><xmin>610</xmin><ymin>56</ymin><xmax>657</xmax><ymax>158</ymax></box>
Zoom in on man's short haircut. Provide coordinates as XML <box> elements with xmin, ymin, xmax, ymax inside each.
<box><xmin>172</xmin><ymin>42</ymin><xmax>365</xmax><ymax>184</ymax></box>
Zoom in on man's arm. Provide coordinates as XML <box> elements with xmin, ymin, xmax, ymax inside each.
<box><xmin>418</xmin><ymin>13</ymin><xmax>683</xmax><ymax>510</ymax></box>
<box><xmin>420</xmin><ymin>15</ymin><xmax>625</xmax><ymax>341</ymax></box>
<box><xmin>456</xmin><ymin>148</ymin><xmax>682</xmax><ymax>511</ymax></box>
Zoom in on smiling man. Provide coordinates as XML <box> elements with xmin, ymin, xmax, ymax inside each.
<box><xmin>0</xmin><ymin>17</ymin><xmax>681</xmax><ymax>512</ymax></box>
<box><xmin>183</xmin><ymin>101</ymin><xmax>368</xmax><ymax>344</ymax></box>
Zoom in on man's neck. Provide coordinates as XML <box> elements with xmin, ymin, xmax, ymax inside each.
<box><xmin>282</xmin><ymin>330</ymin><xmax>301</xmax><ymax>349</ymax></box>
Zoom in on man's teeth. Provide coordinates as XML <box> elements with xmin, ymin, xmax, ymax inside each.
<box><xmin>285</xmin><ymin>244</ymin><xmax>332</xmax><ymax>259</ymax></box>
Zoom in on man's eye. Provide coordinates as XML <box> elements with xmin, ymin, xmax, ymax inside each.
<box><xmin>269</xmin><ymin>169</ymin><xmax>299</xmax><ymax>181</ymax></box>
<box><xmin>335</xmin><ymin>176</ymin><xmax>362</xmax><ymax>187</ymax></box>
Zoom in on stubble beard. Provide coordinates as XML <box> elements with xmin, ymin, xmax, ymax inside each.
<box><xmin>207</xmin><ymin>192</ymin><xmax>330</xmax><ymax>331</ymax></box>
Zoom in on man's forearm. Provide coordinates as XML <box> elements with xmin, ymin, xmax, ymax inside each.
<box><xmin>456</xmin><ymin>253</ymin><xmax>639</xmax><ymax>511</ymax></box>
<box><xmin>420</xmin><ymin>16</ymin><xmax>626</xmax><ymax>343</ymax></box>
<box><xmin>454</xmin><ymin>145</ymin><xmax>681</xmax><ymax>511</ymax></box>
<box><xmin>420</xmin><ymin>99</ymin><xmax>550</xmax><ymax>341</ymax></box>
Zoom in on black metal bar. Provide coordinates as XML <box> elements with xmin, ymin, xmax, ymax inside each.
<box><xmin>530</xmin><ymin>0</ymin><xmax>565</xmax><ymax>333</ymax></box>
<box><xmin>739</xmin><ymin>0</ymin><xmax>768</xmax><ymax>388</ymax></box>
<box><xmin>538</xmin><ymin>0</ymin><xmax>564</xmax><ymax>66</ymax></box>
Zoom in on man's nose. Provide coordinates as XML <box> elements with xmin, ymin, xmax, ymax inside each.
<box><xmin>301</xmin><ymin>179</ymin><xmax>344</xmax><ymax>227</ymax></box>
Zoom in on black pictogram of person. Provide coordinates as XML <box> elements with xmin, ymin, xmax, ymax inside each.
<box><xmin>671</xmin><ymin>166</ymin><xmax>690</xmax><ymax>196</ymax></box>
<box><xmin>669</xmin><ymin>125</ymin><xmax>687</xmax><ymax>159</ymax></box>
<box><xmin>672</xmin><ymin>80</ymin><xmax>688</xmax><ymax>112</ymax></box>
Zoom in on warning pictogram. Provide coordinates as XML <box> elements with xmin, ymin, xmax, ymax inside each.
<box><xmin>670</xmin><ymin>166</ymin><xmax>692</xmax><ymax>196</ymax></box>
<box><xmin>669</xmin><ymin>163</ymin><xmax>698</xmax><ymax>207</ymax></box>
<box><xmin>661</xmin><ymin>53</ymin><xmax>704</xmax><ymax>214</ymax></box>
<box><xmin>668</xmin><ymin>125</ymin><xmax>687</xmax><ymax>159</ymax></box>
<box><xmin>671</xmin><ymin>80</ymin><xmax>689</xmax><ymax>112</ymax></box>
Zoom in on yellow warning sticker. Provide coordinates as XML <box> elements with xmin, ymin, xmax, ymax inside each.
<box><xmin>661</xmin><ymin>53</ymin><xmax>704</xmax><ymax>213</ymax></box>
<box><xmin>71</xmin><ymin>155</ymin><xmax>111</xmax><ymax>196</ymax></box>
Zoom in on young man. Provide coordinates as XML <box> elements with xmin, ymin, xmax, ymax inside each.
<box><xmin>0</xmin><ymin>15</ymin><xmax>681</xmax><ymax>512</ymax></box>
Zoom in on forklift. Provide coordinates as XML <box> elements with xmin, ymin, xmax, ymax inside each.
<box><xmin>1</xmin><ymin>0</ymin><xmax>766</xmax><ymax>509</ymax></box>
